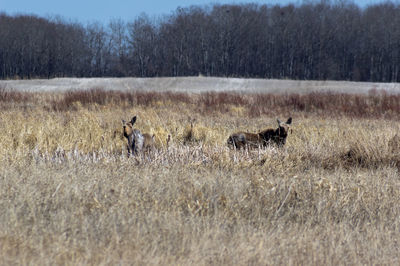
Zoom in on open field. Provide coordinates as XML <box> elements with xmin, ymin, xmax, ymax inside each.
<box><xmin>2</xmin><ymin>76</ymin><xmax>400</xmax><ymax>94</ymax></box>
<box><xmin>1</xmin><ymin>84</ymin><xmax>400</xmax><ymax>264</ymax></box>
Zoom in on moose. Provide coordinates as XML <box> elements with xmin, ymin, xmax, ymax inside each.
<box><xmin>227</xmin><ymin>117</ymin><xmax>292</xmax><ymax>149</ymax></box>
<box><xmin>122</xmin><ymin>116</ymin><xmax>155</xmax><ymax>156</ymax></box>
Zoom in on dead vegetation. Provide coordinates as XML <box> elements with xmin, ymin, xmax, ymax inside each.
<box><xmin>1</xmin><ymin>88</ymin><xmax>400</xmax><ymax>265</ymax></box>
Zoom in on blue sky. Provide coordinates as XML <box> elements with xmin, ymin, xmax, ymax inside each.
<box><xmin>0</xmin><ymin>0</ymin><xmax>393</xmax><ymax>24</ymax></box>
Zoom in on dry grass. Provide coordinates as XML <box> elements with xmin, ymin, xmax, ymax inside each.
<box><xmin>1</xmin><ymin>88</ymin><xmax>400</xmax><ymax>265</ymax></box>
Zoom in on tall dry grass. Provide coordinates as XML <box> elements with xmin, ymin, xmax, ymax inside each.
<box><xmin>1</xmin><ymin>88</ymin><xmax>400</xmax><ymax>265</ymax></box>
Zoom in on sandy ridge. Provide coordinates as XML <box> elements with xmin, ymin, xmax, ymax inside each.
<box><xmin>1</xmin><ymin>76</ymin><xmax>400</xmax><ymax>94</ymax></box>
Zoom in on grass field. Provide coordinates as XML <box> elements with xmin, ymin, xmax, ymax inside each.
<box><xmin>1</xmin><ymin>86</ymin><xmax>400</xmax><ymax>265</ymax></box>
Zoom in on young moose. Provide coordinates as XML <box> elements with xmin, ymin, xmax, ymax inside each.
<box><xmin>227</xmin><ymin>117</ymin><xmax>292</xmax><ymax>149</ymax></box>
<box><xmin>122</xmin><ymin>116</ymin><xmax>155</xmax><ymax>156</ymax></box>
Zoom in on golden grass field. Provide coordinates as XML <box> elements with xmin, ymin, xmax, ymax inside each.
<box><xmin>1</xmin><ymin>87</ymin><xmax>400</xmax><ymax>265</ymax></box>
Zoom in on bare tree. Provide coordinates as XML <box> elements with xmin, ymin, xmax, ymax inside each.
<box><xmin>109</xmin><ymin>19</ymin><xmax>128</xmax><ymax>76</ymax></box>
<box><xmin>127</xmin><ymin>14</ymin><xmax>159</xmax><ymax>77</ymax></box>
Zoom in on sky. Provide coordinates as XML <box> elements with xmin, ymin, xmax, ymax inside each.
<box><xmin>0</xmin><ymin>0</ymin><xmax>394</xmax><ymax>24</ymax></box>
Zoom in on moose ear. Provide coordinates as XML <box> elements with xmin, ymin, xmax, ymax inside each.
<box><xmin>131</xmin><ymin>116</ymin><xmax>137</xmax><ymax>125</ymax></box>
<box><xmin>277</xmin><ymin>119</ymin><xmax>281</xmax><ymax>125</ymax></box>
<box><xmin>286</xmin><ymin>117</ymin><xmax>292</xmax><ymax>125</ymax></box>
<box><xmin>121</xmin><ymin>119</ymin><xmax>126</xmax><ymax>125</ymax></box>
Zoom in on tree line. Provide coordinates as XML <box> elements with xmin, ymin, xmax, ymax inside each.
<box><xmin>1</xmin><ymin>1</ymin><xmax>399</xmax><ymax>82</ymax></box>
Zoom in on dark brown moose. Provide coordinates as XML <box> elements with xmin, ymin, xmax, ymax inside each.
<box><xmin>227</xmin><ymin>117</ymin><xmax>292</xmax><ymax>149</ymax></box>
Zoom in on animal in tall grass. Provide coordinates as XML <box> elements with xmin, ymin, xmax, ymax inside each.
<box><xmin>183</xmin><ymin>117</ymin><xmax>196</xmax><ymax>144</ymax></box>
<box><xmin>227</xmin><ymin>117</ymin><xmax>292</xmax><ymax>149</ymax></box>
<box><xmin>122</xmin><ymin>116</ymin><xmax>155</xmax><ymax>156</ymax></box>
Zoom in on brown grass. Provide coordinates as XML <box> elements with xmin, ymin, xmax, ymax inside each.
<box><xmin>43</xmin><ymin>88</ymin><xmax>400</xmax><ymax>120</ymax></box>
<box><xmin>1</xmin><ymin>89</ymin><xmax>400</xmax><ymax>265</ymax></box>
